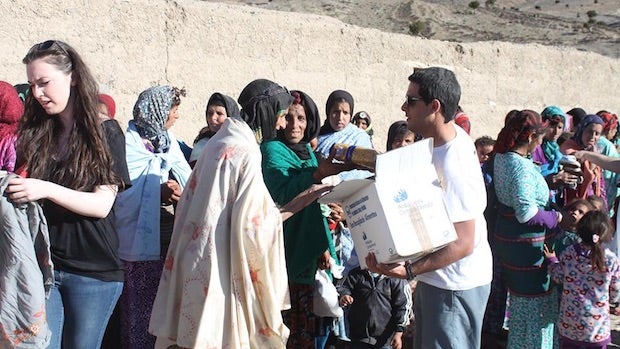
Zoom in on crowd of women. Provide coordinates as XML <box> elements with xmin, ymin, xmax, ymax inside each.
<box><xmin>0</xmin><ymin>39</ymin><xmax>619</xmax><ymax>349</ymax></box>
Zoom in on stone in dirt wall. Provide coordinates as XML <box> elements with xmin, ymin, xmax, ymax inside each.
<box><xmin>2</xmin><ymin>0</ymin><xmax>619</xmax><ymax>151</ymax></box>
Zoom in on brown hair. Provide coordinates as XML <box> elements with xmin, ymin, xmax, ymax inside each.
<box><xmin>17</xmin><ymin>40</ymin><xmax>121</xmax><ymax>191</ymax></box>
<box><xmin>576</xmin><ymin>210</ymin><xmax>613</xmax><ymax>271</ymax></box>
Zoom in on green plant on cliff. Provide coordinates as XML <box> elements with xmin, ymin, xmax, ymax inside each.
<box><xmin>469</xmin><ymin>1</ymin><xmax>480</xmax><ymax>9</ymax></box>
<box><xmin>409</xmin><ymin>20</ymin><xmax>426</xmax><ymax>36</ymax></box>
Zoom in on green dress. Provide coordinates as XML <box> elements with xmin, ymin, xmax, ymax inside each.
<box><xmin>260</xmin><ymin>139</ymin><xmax>337</xmax><ymax>285</ymax></box>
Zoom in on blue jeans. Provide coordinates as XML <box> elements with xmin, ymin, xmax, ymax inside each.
<box><xmin>414</xmin><ymin>281</ymin><xmax>490</xmax><ymax>349</ymax></box>
<box><xmin>46</xmin><ymin>270</ymin><xmax>123</xmax><ymax>349</ymax></box>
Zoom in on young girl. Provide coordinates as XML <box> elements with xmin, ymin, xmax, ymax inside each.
<box><xmin>6</xmin><ymin>40</ymin><xmax>130</xmax><ymax>349</ymax></box>
<box><xmin>544</xmin><ymin>210</ymin><xmax>620</xmax><ymax>348</ymax></box>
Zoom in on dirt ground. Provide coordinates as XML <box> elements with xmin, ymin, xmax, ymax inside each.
<box><xmin>204</xmin><ymin>0</ymin><xmax>620</xmax><ymax>58</ymax></box>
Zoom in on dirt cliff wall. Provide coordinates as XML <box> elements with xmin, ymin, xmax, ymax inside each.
<box><xmin>2</xmin><ymin>0</ymin><xmax>618</xmax><ymax>150</ymax></box>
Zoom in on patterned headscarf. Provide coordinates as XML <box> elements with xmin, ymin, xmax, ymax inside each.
<box><xmin>494</xmin><ymin>110</ymin><xmax>547</xmax><ymax>154</ymax></box>
<box><xmin>597</xmin><ymin>111</ymin><xmax>618</xmax><ymax>134</ymax></box>
<box><xmin>572</xmin><ymin>114</ymin><xmax>604</xmax><ymax>148</ymax></box>
<box><xmin>133</xmin><ymin>85</ymin><xmax>176</xmax><ymax>153</ymax></box>
<box><xmin>238</xmin><ymin>79</ymin><xmax>294</xmax><ymax>143</ymax></box>
<box><xmin>0</xmin><ymin>81</ymin><xmax>24</xmax><ymax>140</ymax></box>
<box><xmin>276</xmin><ymin>90</ymin><xmax>320</xmax><ymax>160</ymax></box>
<box><xmin>320</xmin><ymin>90</ymin><xmax>355</xmax><ymax>135</ymax></box>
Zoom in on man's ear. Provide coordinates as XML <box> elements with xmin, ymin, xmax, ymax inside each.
<box><xmin>430</xmin><ymin>99</ymin><xmax>445</xmax><ymax>122</ymax></box>
<box><xmin>431</xmin><ymin>99</ymin><xmax>441</xmax><ymax>114</ymax></box>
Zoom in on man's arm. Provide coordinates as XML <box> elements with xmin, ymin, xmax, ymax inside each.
<box><xmin>365</xmin><ymin>219</ymin><xmax>476</xmax><ymax>278</ymax></box>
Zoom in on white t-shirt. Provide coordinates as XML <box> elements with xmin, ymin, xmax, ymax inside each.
<box><xmin>416</xmin><ymin>123</ymin><xmax>493</xmax><ymax>290</ymax></box>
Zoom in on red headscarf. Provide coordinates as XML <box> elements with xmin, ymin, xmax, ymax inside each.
<box><xmin>0</xmin><ymin>81</ymin><xmax>24</xmax><ymax>140</ymax></box>
<box><xmin>494</xmin><ymin>110</ymin><xmax>547</xmax><ymax>154</ymax></box>
<box><xmin>598</xmin><ymin>111</ymin><xmax>618</xmax><ymax>134</ymax></box>
<box><xmin>98</xmin><ymin>93</ymin><xmax>116</xmax><ymax>118</ymax></box>
<box><xmin>0</xmin><ymin>81</ymin><xmax>24</xmax><ymax>172</ymax></box>
<box><xmin>454</xmin><ymin>111</ymin><xmax>471</xmax><ymax>135</ymax></box>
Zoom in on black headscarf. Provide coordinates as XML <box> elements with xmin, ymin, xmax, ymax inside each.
<box><xmin>194</xmin><ymin>92</ymin><xmax>240</xmax><ymax>143</ymax></box>
<box><xmin>386</xmin><ymin>121</ymin><xmax>409</xmax><ymax>151</ymax></box>
<box><xmin>238</xmin><ymin>79</ymin><xmax>294</xmax><ymax>143</ymax></box>
<box><xmin>277</xmin><ymin>90</ymin><xmax>320</xmax><ymax>160</ymax></box>
<box><xmin>567</xmin><ymin>107</ymin><xmax>587</xmax><ymax>130</ymax></box>
<box><xmin>319</xmin><ymin>89</ymin><xmax>355</xmax><ymax>135</ymax></box>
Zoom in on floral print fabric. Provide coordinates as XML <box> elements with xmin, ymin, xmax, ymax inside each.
<box><xmin>548</xmin><ymin>244</ymin><xmax>620</xmax><ymax>344</ymax></box>
<box><xmin>149</xmin><ymin>117</ymin><xmax>290</xmax><ymax>349</ymax></box>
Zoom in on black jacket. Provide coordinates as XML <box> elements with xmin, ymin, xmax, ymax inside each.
<box><xmin>337</xmin><ymin>267</ymin><xmax>412</xmax><ymax>346</ymax></box>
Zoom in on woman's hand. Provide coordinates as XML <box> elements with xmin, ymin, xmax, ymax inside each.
<box><xmin>550</xmin><ymin>170</ymin><xmax>580</xmax><ymax>189</ymax></box>
<box><xmin>6</xmin><ymin>177</ymin><xmax>50</xmax><ymax>203</ymax></box>
<box><xmin>327</xmin><ymin>203</ymin><xmax>345</xmax><ymax>225</ymax></box>
<box><xmin>161</xmin><ymin>179</ymin><xmax>182</xmax><ymax>203</ymax></box>
<box><xmin>280</xmin><ymin>183</ymin><xmax>334</xmax><ymax>221</ymax></box>
<box><xmin>313</xmin><ymin>150</ymin><xmax>358</xmax><ymax>182</ymax></box>
<box><xmin>6</xmin><ymin>177</ymin><xmax>117</xmax><ymax>218</ymax></box>
<box><xmin>317</xmin><ymin>250</ymin><xmax>331</xmax><ymax>270</ymax></box>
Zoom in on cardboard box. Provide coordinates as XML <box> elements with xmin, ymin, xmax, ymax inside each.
<box><xmin>319</xmin><ymin>138</ymin><xmax>457</xmax><ymax>268</ymax></box>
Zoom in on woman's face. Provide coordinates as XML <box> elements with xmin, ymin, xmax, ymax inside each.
<box><xmin>581</xmin><ymin>123</ymin><xmax>603</xmax><ymax>149</ymax></box>
<box><xmin>164</xmin><ymin>105</ymin><xmax>180</xmax><ymax>130</ymax></box>
<box><xmin>284</xmin><ymin>104</ymin><xmax>307</xmax><ymax>144</ymax></box>
<box><xmin>328</xmin><ymin>101</ymin><xmax>351</xmax><ymax>132</ymax></box>
<box><xmin>544</xmin><ymin>122</ymin><xmax>564</xmax><ymax>142</ymax></box>
<box><xmin>606</xmin><ymin>126</ymin><xmax>617</xmax><ymax>141</ymax></box>
<box><xmin>391</xmin><ymin>133</ymin><xmax>415</xmax><ymax>150</ymax></box>
<box><xmin>27</xmin><ymin>58</ymin><xmax>73</xmax><ymax>117</ymax></box>
<box><xmin>206</xmin><ymin>105</ymin><xmax>227</xmax><ymax>133</ymax></box>
<box><xmin>527</xmin><ymin>133</ymin><xmax>544</xmax><ymax>153</ymax></box>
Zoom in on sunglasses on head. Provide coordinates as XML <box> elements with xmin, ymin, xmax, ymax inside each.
<box><xmin>31</xmin><ymin>40</ymin><xmax>71</xmax><ymax>58</ymax></box>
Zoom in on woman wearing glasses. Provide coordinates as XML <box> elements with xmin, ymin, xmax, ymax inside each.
<box><xmin>6</xmin><ymin>40</ymin><xmax>131</xmax><ymax>349</ymax></box>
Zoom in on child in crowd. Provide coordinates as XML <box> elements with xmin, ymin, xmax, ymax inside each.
<box><xmin>338</xmin><ymin>267</ymin><xmax>412</xmax><ymax>349</ymax></box>
<box><xmin>475</xmin><ymin>136</ymin><xmax>495</xmax><ymax>165</ymax></box>
<box><xmin>553</xmin><ymin>199</ymin><xmax>596</xmax><ymax>255</ymax></box>
<box><xmin>544</xmin><ymin>210</ymin><xmax>620</xmax><ymax>348</ymax></box>
<box><xmin>352</xmin><ymin>111</ymin><xmax>374</xmax><ymax>139</ymax></box>
<box><xmin>475</xmin><ymin>136</ymin><xmax>495</xmax><ymax>186</ymax></box>
<box><xmin>386</xmin><ymin>121</ymin><xmax>416</xmax><ymax>151</ymax></box>
<box><xmin>587</xmin><ymin>194</ymin><xmax>607</xmax><ymax>212</ymax></box>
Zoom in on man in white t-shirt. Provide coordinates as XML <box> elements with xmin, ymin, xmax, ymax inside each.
<box><xmin>366</xmin><ymin>67</ymin><xmax>492</xmax><ymax>349</ymax></box>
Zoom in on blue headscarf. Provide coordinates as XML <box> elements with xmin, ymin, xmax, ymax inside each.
<box><xmin>539</xmin><ymin>105</ymin><xmax>566</xmax><ymax>174</ymax></box>
<box><xmin>572</xmin><ymin>114</ymin><xmax>604</xmax><ymax>148</ymax></box>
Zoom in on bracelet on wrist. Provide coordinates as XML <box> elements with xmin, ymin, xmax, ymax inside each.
<box><xmin>404</xmin><ymin>261</ymin><xmax>415</xmax><ymax>280</ymax></box>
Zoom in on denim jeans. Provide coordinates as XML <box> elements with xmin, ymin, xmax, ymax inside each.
<box><xmin>46</xmin><ymin>270</ymin><xmax>123</xmax><ymax>349</ymax></box>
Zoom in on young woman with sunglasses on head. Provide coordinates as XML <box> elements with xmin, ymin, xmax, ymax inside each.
<box><xmin>6</xmin><ymin>40</ymin><xmax>131</xmax><ymax>349</ymax></box>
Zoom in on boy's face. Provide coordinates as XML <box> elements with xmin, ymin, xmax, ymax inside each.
<box><xmin>476</xmin><ymin>144</ymin><xmax>494</xmax><ymax>164</ymax></box>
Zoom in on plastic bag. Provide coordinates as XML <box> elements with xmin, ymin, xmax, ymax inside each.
<box><xmin>313</xmin><ymin>269</ymin><xmax>343</xmax><ymax>317</ymax></box>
